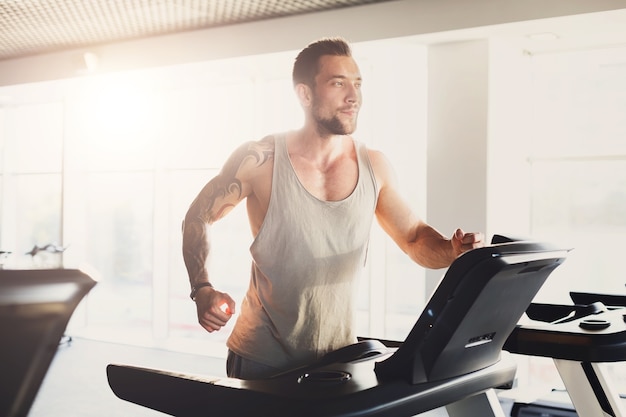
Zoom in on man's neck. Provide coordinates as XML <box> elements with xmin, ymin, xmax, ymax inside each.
<box><xmin>289</xmin><ymin>128</ymin><xmax>350</xmax><ymax>162</ymax></box>
<box><xmin>284</xmin><ymin>128</ymin><xmax>358</xmax><ymax>201</ymax></box>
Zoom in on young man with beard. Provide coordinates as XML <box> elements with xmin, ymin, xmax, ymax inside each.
<box><xmin>182</xmin><ymin>37</ymin><xmax>484</xmax><ymax>379</ymax></box>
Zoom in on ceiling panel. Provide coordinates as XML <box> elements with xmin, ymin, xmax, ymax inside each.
<box><xmin>0</xmin><ymin>0</ymin><xmax>392</xmax><ymax>61</ymax></box>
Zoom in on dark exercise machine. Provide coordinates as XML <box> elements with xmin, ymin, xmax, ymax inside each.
<box><xmin>0</xmin><ymin>269</ymin><xmax>96</xmax><ymax>417</ymax></box>
<box><xmin>505</xmin><ymin>292</ymin><xmax>626</xmax><ymax>417</ymax></box>
<box><xmin>107</xmin><ymin>237</ymin><xmax>569</xmax><ymax>417</ymax></box>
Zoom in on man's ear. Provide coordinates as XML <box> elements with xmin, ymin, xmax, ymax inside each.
<box><xmin>295</xmin><ymin>83</ymin><xmax>312</xmax><ymax>107</ymax></box>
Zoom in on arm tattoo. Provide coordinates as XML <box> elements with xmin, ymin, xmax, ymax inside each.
<box><xmin>182</xmin><ymin>139</ymin><xmax>273</xmax><ymax>284</ymax></box>
<box><xmin>193</xmin><ymin>140</ymin><xmax>273</xmax><ymax>223</ymax></box>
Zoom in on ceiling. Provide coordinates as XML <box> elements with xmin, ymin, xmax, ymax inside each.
<box><xmin>0</xmin><ymin>0</ymin><xmax>393</xmax><ymax>61</ymax></box>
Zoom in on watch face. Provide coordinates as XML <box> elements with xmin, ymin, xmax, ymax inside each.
<box><xmin>190</xmin><ymin>288</ymin><xmax>198</xmax><ymax>300</ymax></box>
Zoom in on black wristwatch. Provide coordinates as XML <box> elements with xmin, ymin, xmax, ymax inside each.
<box><xmin>190</xmin><ymin>282</ymin><xmax>213</xmax><ymax>301</ymax></box>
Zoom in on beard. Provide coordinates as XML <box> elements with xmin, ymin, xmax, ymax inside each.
<box><xmin>311</xmin><ymin>101</ymin><xmax>358</xmax><ymax>136</ymax></box>
<box><xmin>316</xmin><ymin>114</ymin><xmax>355</xmax><ymax>136</ymax></box>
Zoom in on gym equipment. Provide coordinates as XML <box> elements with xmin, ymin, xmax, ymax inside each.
<box><xmin>505</xmin><ymin>291</ymin><xmax>626</xmax><ymax>417</ymax></box>
<box><xmin>108</xmin><ymin>237</ymin><xmax>569</xmax><ymax>416</ymax></box>
<box><xmin>0</xmin><ymin>269</ymin><xmax>96</xmax><ymax>417</ymax></box>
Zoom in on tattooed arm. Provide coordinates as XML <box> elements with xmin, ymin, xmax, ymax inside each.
<box><xmin>182</xmin><ymin>137</ymin><xmax>274</xmax><ymax>332</ymax></box>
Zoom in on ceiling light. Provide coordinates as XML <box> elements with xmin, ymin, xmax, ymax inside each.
<box><xmin>83</xmin><ymin>52</ymin><xmax>99</xmax><ymax>72</ymax></box>
<box><xmin>526</xmin><ymin>32</ymin><xmax>560</xmax><ymax>41</ymax></box>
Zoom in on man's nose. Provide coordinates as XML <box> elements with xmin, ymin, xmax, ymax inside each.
<box><xmin>346</xmin><ymin>85</ymin><xmax>359</xmax><ymax>103</ymax></box>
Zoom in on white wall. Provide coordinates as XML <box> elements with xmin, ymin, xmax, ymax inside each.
<box><xmin>486</xmin><ymin>40</ymin><xmax>534</xmax><ymax>239</ymax></box>
<box><xmin>427</xmin><ymin>40</ymin><xmax>489</xmax><ymax>235</ymax></box>
<box><xmin>425</xmin><ymin>40</ymin><xmax>490</xmax><ymax>293</ymax></box>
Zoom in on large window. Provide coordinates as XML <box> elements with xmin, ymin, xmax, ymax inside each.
<box><xmin>501</xmin><ymin>44</ymin><xmax>626</xmax><ymax>394</ymax></box>
<box><xmin>0</xmin><ymin>102</ymin><xmax>64</xmax><ymax>268</ymax></box>
<box><xmin>0</xmin><ymin>41</ymin><xmax>428</xmax><ymax>354</ymax></box>
<box><xmin>528</xmin><ymin>46</ymin><xmax>626</xmax><ymax>303</ymax></box>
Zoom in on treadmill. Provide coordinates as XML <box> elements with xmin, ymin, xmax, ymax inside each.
<box><xmin>0</xmin><ymin>269</ymin><xmax>97</xmax><ymax>417</ymax></box>
<box><xmin>107</xmin><ymin>236</ymin><xmax>570</xmax><ymax>417</ymax></box>
<box><xmin>505</xmin><ymin>291</ymin><xmax>626</xmax><ymax>417</ymax></box>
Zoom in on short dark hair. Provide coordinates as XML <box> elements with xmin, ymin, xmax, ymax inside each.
<box><xmin>292</xmin><ymin>37</ymin><xmax>352</xmax><ymax>87</ymax></box>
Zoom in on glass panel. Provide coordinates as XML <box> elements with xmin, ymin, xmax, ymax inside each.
<box><xmin>79</xmin><ymin>172</ymin><xmax>154</xmax><ymax>338</ymax></box>
<box><xmin>530</xmin><ymin>48</ymin><xmax>626</xmax><ymax>157</ymax></box>
<box><xmin>161</xmin><ymin>83</ymin><xmax>256</xmax><ymax>170</ymax></box>
<box><xmin>0</xmin><ymin>108</ymin><xmax>5</xmax><ymax>172</ymax></box>
<box><xmin>531</xmin><ymin>159</ymin><xmax>626</xmax><ymax>301</ymax></box>
<box><xmin>2</xmin><ymin>173</ymin><xmax>62</xmax><ymax>268</ymax></box>
<box><xmin>67</xmin><ymin>73</ymin><xmax>161</xmax><ymax>172</ymax></box>
<box><xmin>525</xmin><ymin>45</ymin><xmax>626</xmax><ymax>392</ymax></box>
<box><xmin>384</xmin><ymin>246</ymin><xmax>426</xmax><ymax>340</ymax></box>
<box><xmin>529</xmin><ymin>47</ymin><xmax>626</xmax><ymax>303</ymax></box>
<box><xmin>252</xmin><ymin>78</ymin><xmax>303</xmax><ymax>136</ymax></box>
<box><xmin>5</xmin><ymin>102</ymin><xmax>63</xmax><ymax>173</ymax></box>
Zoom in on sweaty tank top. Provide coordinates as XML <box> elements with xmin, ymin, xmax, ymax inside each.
<box><xmin>226</xmin><ymin>133</ymin><xmax>378</xmax><ymax>371</ymax></box>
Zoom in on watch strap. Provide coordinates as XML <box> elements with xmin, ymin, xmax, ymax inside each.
<box><xmin>190</xmin><ymin>282</ymin><xmax>213</xmax><ymax>301</ymax></box>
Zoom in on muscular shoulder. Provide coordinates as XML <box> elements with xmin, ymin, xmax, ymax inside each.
<box><xmin>366</xmin><ymin>147</ymin><xmax>396</xmax><ymax>190</ymax></box>
<box><xmin>252</xmin><ymin>134</ymin><xmax>276</xmax><ymax>156</ymax></box>
<box><xmin>223</xmin><ymin>135</ymin><xmax>275</xmax><ymax>181</ymax></box>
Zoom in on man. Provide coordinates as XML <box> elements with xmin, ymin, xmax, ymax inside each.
<box><xmin>182</xmin><ymin>37</ymin><xmax>483</xmax><ymax>380</ymax></box>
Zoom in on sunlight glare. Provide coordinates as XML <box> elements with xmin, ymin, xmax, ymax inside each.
<box><xmin>78</xmin><ymin>72</ymin><xmax>164</xmax><ymax>169</ymax></box>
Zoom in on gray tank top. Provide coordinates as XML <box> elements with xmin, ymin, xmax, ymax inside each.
<box><xmin>227</xmin><ymin>134</ymin><xmax>378</xmax><ymax>370</ymax></box>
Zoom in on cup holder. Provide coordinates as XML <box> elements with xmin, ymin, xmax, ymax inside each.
<box><xmin>297</xmin><ymin>371</ymin><xmax>351</xmax><ymax>385</ymax></box>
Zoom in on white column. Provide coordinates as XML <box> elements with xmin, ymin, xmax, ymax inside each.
<box><xmin>425</xmin><ymin>40</ymin><xmax>489</xmax><ymax>295</ymax></box>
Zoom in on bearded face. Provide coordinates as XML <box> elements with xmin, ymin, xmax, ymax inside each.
<box><xmin>311</xmin><ymin>96</ymin><xmax>359</xmax><ymax>136</ymax></box>
<box><xmin>306</xmin><ymin>55</ymin><xmax>362</xmax><ymax>137</ymax></box>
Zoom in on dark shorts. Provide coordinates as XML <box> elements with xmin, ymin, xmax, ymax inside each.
<box><xmin>226</xmin><ymin>349</ymin><xmax>282</xmax><ymax>380</ymax></box>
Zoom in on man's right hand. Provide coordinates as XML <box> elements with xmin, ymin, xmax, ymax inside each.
<box><xmin>194</xmin><ymin>286</ymin><xmax>235</xmax><ymax>333</ymax></box>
